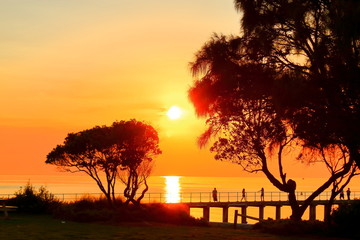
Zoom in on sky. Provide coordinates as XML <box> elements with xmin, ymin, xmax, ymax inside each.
<box><xmin>0</xmin><ymin>0</ymin><xmax>333</xmax><ymax>178</ymax></box>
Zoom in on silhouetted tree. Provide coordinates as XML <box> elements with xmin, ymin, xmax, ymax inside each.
<box><xmin>46</xmin><ymin>120</ymin><xmax>161</xmax><ymax>205</ymax></box>
<box><xmin>189</xmin><ymin>0</ymin><xmax>359</xmax><ymax>220</ymax></box>
<box><xmin>234</xmin><ymin>0</ymin><xmax>360</xmax><ymax>167</ymax></box>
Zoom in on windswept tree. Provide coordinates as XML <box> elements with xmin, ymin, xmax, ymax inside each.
<box><xmin>189</xmin><ymin>0</ymin><xmax>359</xmax><ymax>221</ymax></box>
<box><xmin>46</xmin><ymin>120</ymin><xmax>161</xmax><ymax>205</ymax></box>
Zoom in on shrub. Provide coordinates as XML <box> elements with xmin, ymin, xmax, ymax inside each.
<box><xmin>53</xmin><ymin>195</ymin><xmax>121</xmax><ymax>222</ymax></box>
<box><xmin>53</xmin><ymin>199</ymin><xmax>206</xmax><ymax>226</ymax></box>
<box><xmin>7</xmin><ymin>182</ymin><xmax>61</xmax><ymax>214</ymax></box>
<box><xmin>115</xmin><ymin>203</ymin><xmax>207</xmax><ymax>226</ymax></box>
<box><xmin>70</xmin><ymin>195</ymin><xmax>114</xmax><ymax>211</ymax></box>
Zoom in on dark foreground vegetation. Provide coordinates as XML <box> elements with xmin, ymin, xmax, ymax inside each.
<box><xmin>2</xmin><ymin>184</ymin><xmax>359</xmax><ymax>239</ymax></box>
<box><xmin>254</xmin><ymin>218</ymin><xmax>358</xmax><ymax>239</ymax></box>
<box><xmin>252</xmin><ymin>201</ymin><xmax>360</xmax><ymax>239</ymax></box>
<box><xmin>2</xmin><ymin>213</ymin><xmax>320</xmax><ymax>240</ymax></box>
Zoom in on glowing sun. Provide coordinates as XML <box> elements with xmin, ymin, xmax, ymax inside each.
<box><xmin>165</xmin><ymin>176</ymin><xmax>181</xmax><ymax>203</ymax></box>
<box><xmin>166</xmin><ymin>106</ymin><xmax>182</xmax><ymax>120</ymax></box>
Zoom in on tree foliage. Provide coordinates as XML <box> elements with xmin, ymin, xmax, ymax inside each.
<box><xmin>234</xmin><ymin>0</ymin><xmax>360</xmax><ymax>164</ymax></box>
<box><xmin>46</xmin><ymin>120</ymin><xmax>161</xmax><ymax>205</ymax></box>
<box><xmin>189</xmin><ymin>0</ymin><xmax>359</xmax><ymax>220</ymax></box>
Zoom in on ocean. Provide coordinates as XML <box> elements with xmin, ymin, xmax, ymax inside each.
<box><xmin>1</xmin><ymin>174</ymin><xmax>359</xmax><ymax>223</ymax></box>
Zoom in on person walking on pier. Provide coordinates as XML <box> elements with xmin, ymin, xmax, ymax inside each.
<box><xmin>260</xmin><ymin>187</ymin><xmax>264</xmax><ymax>201</ymax></box>
<box><xmin>347</xmin><ymin>188</ymin><xmax>351</xmax><ymax>200</ymax></box>
<box><xmin>340</xmin><ymin>189</ymin><xmax>345</xmax><ymax>200</ymax></box>
<box><xmin>241</xmin><ymin>188</ymin><xmax>247</xmax><ymax>201</ymax></box>
<box><xmin>212</xmin><ymin>188</ymin><xmax>218</xmax><ymax>202</ymax></box>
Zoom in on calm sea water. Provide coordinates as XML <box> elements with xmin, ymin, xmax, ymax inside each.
<box><xmin>1</xmin><ymin>174</ymin><xmax>359</xmax><ymax>223</ymax></box>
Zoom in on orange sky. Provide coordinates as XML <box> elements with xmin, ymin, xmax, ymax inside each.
<box><xmin>0</xmin><ymin>1</ymin><xmax>334</xmax><ymax>178</ymax></box>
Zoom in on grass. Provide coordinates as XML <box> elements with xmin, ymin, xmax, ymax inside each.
<box><xmin>0</xmin><ymin>214</ymin><xmax>345</xmax><ymax>240</ymax></box>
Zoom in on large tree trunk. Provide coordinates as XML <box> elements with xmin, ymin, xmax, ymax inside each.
<box><xmin>123</xmin><ymin>171</ymin><xmax>140</xmax><ymax>205</ymax></box>
<box><xmin>135</xmin><ymin>178</ymin><xmax>149</xmax><ymax>205</ymax></box>
<box><xmin>348</xmin><ymin>143</ymin><xmax>360</xmax><ymax>170</ymax></box>
<box><xmin>287</xmin><ymin>179</ymin><xmax>304</xmax><ymax>221</ymax></box>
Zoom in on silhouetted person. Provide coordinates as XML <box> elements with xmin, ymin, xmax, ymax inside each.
<box><xmin>241</xmin><ymin>188</ymin><xmax>247</xmax><ymax>201</ymax></box>
<box><xmin>260</xmin><ymin>187</ymin><xmax>264</xmax><ymax>201</ymax></box>
<box><xmin>340</xmin><ymin>189</ymin><xmax>345</xmax><ymax>200</ymax></box>
<box><xmin>347</xmin><ymin>188</ymin><xmax>351</xmax><ymax>200</ymax></box>
<box><xmin>212</xmin><ymin>188</ymin><xmax>218</xmax><ymax>202</ymax></box>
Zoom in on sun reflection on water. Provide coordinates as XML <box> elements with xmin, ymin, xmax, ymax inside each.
<box><xmin>164</xmin><ymin>176</ymin><xmax>181</xmax><ymax>203</ymax></box>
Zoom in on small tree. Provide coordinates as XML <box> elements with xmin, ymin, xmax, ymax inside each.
<box><xmin>46</xmin><ymin>120</ymin><xmax>161</xmax><ymax>205</ymax></box>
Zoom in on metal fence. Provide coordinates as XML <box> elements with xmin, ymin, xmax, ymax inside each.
<box><xmin>1</xmin><ymin>191</ymin><xmax>359</xmax><ymax>203</ymax></box>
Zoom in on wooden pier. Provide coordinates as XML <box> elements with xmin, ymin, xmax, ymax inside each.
<box><xmin>181</xmin><ymin>200</ymin><xmax>355</xmax><ymax>224</ymax></box>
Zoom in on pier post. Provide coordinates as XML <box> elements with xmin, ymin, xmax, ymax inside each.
<box><xmin>203</xmin><ymin>207</ymin><xmax>210</xmax><ymax>222</ymax></box>
<box><xmin>222</xmin><ymin>206</ymin><xmax>229</xmax><ymax>223</ymax></box>
<box><xmin>259</xmin><ymin>206</ymin><xmax>264</xmax><ymax>220</ymax></box>
<box><xmin>275</xmin><ymin>205</ymin><xmax>281</xmax><ymax>220</ymax></box>
<box><xmin>241</xmin><ymin>206</ymin><xmax>247</xmax><ymax>224</ymax></box>
<box><xmin>234</xmin><ymin>210</ymin><xmax>238</xmax><ymax>228</ymax></box>
<box><xmin>324</xmin><ymin>204</ymin><xmax>331</xmax><ymax>222</ymax></box>
<box><xmin>309</xmin><ymin>204</ymin><xmax>316</xmax><ymax>221</ymax></box>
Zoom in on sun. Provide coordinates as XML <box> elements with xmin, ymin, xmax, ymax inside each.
<box><xmin>166</xmin><ymin>106</ymin><xmax>182</xmax><ymax>120</ymax></box>
<box><xmin>164</xmin><ymin>176</ymin><xmax>181</xmax><ymax>203</ymax></box>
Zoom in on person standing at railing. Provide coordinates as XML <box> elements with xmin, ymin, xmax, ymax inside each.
<box><xmin>212</xmin><ymin>188</ymin><xmax>218</xmax><ymax>202</ymax></box>
<box><xmin>260</xmin><ymin>187</ymin><xmax>264</xmax><ymax>201</ymax></box>
<box><xmin>240</xmin><ymin>188</ymin><xmax>247</xmax><ymax>201</ymax></box>
<box><xmin>347</xmin><ymin>188</ymin><xmax>351</xmax><ymax>200</ymax></box>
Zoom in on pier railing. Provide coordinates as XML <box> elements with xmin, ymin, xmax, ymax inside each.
<box><xmin>1</xmin><ymin>191</ymin><xmax>359</xmax><ymax>203</ymax></box>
